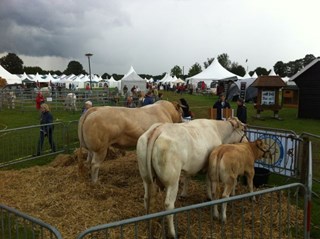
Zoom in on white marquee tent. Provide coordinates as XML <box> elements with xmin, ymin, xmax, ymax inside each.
<box><xmin>107</xmin><ymin>76</ymin><xmax>121</xmax><ymax>88</ymax></box>
<box><xmin>120</xmin><ymin>66</ymin><xmax>147</xmax><ymax>93</ymax></box>
<box><xmin>186</xmin><ymin>58</ymin><xmax>241</xmax><ymax>86</ymax></box>
<box><xmin>0</xmin><ymin>65</ymin><xmax>22</xmax><ymax>84</ymax></box>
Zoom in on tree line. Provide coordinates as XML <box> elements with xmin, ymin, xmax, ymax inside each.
<box><xmin>0</xmin><ymin>52</ymin><xmax>318</xmax><ymax>81</ymax></box>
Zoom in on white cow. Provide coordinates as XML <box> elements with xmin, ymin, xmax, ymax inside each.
<box><xmin>6</xmin><ymin>91</ymin><xmax>16</xmax><ymax>109</ymax></box>
<box><xmin>136</xmin><ymin>117</ymin><xmax>246</xmax><ymax>238</ymax></box>
<box><xmin>64</xmin><ymin>93</ymin><xmax>77</xmax><ymax>111</ymax></box>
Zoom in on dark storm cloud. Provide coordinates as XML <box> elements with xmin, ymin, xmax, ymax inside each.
<box><xmin>0</xmin><ymin>0</ymin><xmax>131</xmax><ymax>58</ymax></box>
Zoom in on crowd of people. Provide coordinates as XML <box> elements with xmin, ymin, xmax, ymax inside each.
<box><xmin>30</xmin><ymin>79</ymin><xmax>248</xmax><ymax>157</ymax></box>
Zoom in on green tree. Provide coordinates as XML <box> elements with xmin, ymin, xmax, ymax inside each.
<box><xmin>249</xmin><ymin>71</ymin><xmax>255</xmax><ymax>77</ymax></box>
<box><xmin>112</xmin><ymin>73</ymin><xmax>123</xmax><ymax>81</ymax></box>
<box><xmin>24</xmin><ymin>66</ymin><xmax>44</xmax><ymax>74</ymax></box>
<box><xmin>188</xmin><ymin>63</ymin><xmax>202</xmax><ymax>77</ymax></box>
<box><xmin>254</xmin><ymin>67</ymin><xmax>269</xmax><ymax>76</ymax></box>
<box><xmin>102</xmin><ymin>73</ymin><xmax>110</xmax><ymax>79</ymax></box>
<box><xmin>230</xmin><ymin>62</ymin><xmax>246</xmax><ymax>77</ymax></box>
<box><xmin>273</xmin><ymin>61</ymin><xmax>286</xmax><ymax>77</ymax></box>
<box><xmin>303</xmin><ymin>54</ymin><xmax>316</xmax><ymax>67</ymax></box>
<box><xmin>0</xmin><ymin>53</ymin><xmax>24</xmax><ymax>74</ymax></box>
<box><xmin>204</xmin><ymin>57</ymin><xmax>214</xmax><ymax>69</ymax></box>
<box><xmin>217</xmin><ymin>53</ymin><xmax>231</xmax><ymax>70</ymax></box>
<box><xmin>63</xmin><ymin>61</ymin><xmax>86</xmax><ymax>75</ymax></box>
<box><xmin>286</xmin><ymin>60</ymin><xmax>303</xmax><ymax>77</ymax></box>
<box><xmin>170</xmin><ymin>65</ymin><xmax>182</xmax><ymax>77</ymax></box>
<box><xmin>49</xmin><ymin>70</ymin><xmax>62</xmax><ymax>75</ymax></box>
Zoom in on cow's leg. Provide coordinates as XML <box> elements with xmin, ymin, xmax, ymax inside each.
<box><xmin>221</xmin><ymin>177</ymin><xmax>236</xmax><ymax>222</ymax></box>
<box><xmin>180</xmin><ymin>175</ymin><xmax>189</xmax><ymax>197</ymax></box>
<box><xmin>165</xmin><ymin>181</ymin><xmax>179</xmax><ymax>238</ymax></box>
<box><xmin>246</xmin><ymin>171</ymin><xmax>256</xmax><ymax>201</ymax></box>
<box><xmin>206</xmin><ymin>175</ymin><xmax>212</xmax><ymax>200</ymax></box>
<box><xmin>212</xmin><ymin>182</ymin><xmax>220</xmax><ymax>219</ymax></box>
<box><xmin>91</xmin><ymin>149</ymin><xmax>107</xmax><ymax>183</ymax></box>
<box><xmin>231</xmin><ymin>177</ymin><xmax>237</xmax><ymax>196</ymax></box>
<box><xmin>143</xmin><ymin>181</ymin><xmax>154</xmax><ymax>213</ymax></box>
<box><xmin>78</xmin><ymin>149</ymin><xmax>92</xmax><ymax>177</ymax></box>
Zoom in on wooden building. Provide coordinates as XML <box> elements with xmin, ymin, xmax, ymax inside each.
<box><xmin>282</xmin><ymin>83</ymin><xmax>299</xmax><ymax>108</ymax></box>
<box><xmin>251</xmin><ymin>75</ymin><xmax>286</xmax><ymax>119</ymax></box>
<box><xmin>291</xmin><ymin>58</ymin><xmax>320</xmax><ymax>119</ymax></box>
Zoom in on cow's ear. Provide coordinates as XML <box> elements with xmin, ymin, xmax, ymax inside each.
<box><xmin>175</xmin><ymin>102</ymin><xmax>181</xmax><ymax>110</ymax></box>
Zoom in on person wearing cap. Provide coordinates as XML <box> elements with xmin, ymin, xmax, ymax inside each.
<box><xmin>212</xmin><ymin>93</ymin><xmax>231</xmax><ymax>120</ymax></box>
<box><xmin>82</xmin><ymin>101</ymin><xmax>93</xmax><ymax>115</ymax></box>
<box><xmin>236</xmin><ymin>97</ymin><xmax>247</xmax><ymax>123</ymax></box>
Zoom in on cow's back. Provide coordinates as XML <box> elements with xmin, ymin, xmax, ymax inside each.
<box><xmin>151</xmin><ymin>119</ymin><xmax>230</xmax><ymax>175</ymax></box>
<box><xmin>79</xmin><ymin>101</ymin><xmax>181</xmax><ymax>152</ymax></box>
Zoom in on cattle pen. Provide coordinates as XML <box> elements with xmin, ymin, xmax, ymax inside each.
<box><xmin>0</xmin><ymin>122</ymin><xmax>318</xmax><ymax>238</ymax></box>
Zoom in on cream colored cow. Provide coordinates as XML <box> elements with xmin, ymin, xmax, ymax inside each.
<box><xmin>64</xmin><ymin>93</ymin><xmax>77</xmax><ymax>111</ymax></box>
<box><xmin>78</xmin><ymin>100</ymin><xmax>182</xmax><ymax>183</ymax></box>
<box><xmin>136</xmin><ymin>117</ymin><xmax>246</xmax><ymax>238</ymax></box>
<box><xmin>207</xmin><ymin>139</ymin><xmax>270</xmax><ymax>222</ymax></box>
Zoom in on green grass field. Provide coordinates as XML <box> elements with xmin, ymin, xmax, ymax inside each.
<box><xmin>1</xmin><ymin>90</ymin><xmax>319</xmax><ymax>238</ymax></box>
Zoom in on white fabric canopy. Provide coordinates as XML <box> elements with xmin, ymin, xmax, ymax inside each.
<box><xmin>186</xmin><ymin>58</ymin><xmax>241</xmax><ymax>86</ymax></box>
<box><xmin>107</xmin><ymin>76</ymin><xmax>121</xmax><ymax>88</ymax></box>
<box><xmin>120</xmin><ymin>66</ymin><xmax>147</xmax><ymax>93</ymax></box>
<box><xmin>0</xmin><ymin>65</ymin><xmax>22</xmax><ymax>84</ymax></box>
<box><xmin>159</xmin><ymin>73</ymin><xmax>174</xmax><ymax>83</ymax></box>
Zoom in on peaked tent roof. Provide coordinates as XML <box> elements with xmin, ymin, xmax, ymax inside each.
<box><xmin>159</xmin><ymin>73</ymin><xmax>174</xmax><ymax>83</ymax></box>
<box><xmin>0</xmin><ymin>65</ymin><xmax>22</xmax><ymax>84</ymax></box>
<box><xmin>186</xmin><ymin>58</ymin><xmax>241</xmax><ymax>82</ymax></box>
<box><xmin>120</xmin><ymin>66</ymin><xmax>147</xmax><ymax>93</ymax></box>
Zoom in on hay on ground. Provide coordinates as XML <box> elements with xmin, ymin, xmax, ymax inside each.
<box><xmin>0</xmin><ymin>150</ymin><xmax>304</xmax><ymax>239</ymax></box>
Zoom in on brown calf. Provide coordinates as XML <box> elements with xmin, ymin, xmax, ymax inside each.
<box><xmin>207</xmin><ymin>139</ymin><xmax>270</xmax><ymax>222</ymax></box>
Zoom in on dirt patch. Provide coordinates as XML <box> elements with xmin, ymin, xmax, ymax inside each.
<box><xmin>0</xmin><ymin>150</ymin><xmax>303</xmax><ymax>239</ymax></box>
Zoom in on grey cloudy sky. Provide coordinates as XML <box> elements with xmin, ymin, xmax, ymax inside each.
<box><xmin>0</xmin><ymin>0</ymin><xmax>319</xmax><ymax>76</ymax></box>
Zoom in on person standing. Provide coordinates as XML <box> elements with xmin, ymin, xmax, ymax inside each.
<box><xmin>236</xmin><ymin>98</ymin><xmax>247</xmax><ymax>123</ymax></box>
<box><xmin>82</xmin><ymin>101</ymin><xmax>93</xmax><ymax>115</ymax></box>
<box><xmin>126</xmin><ymin>96</ymin><xmax>136</xmax><ymax>108</ymax></box>
<box><xmin>142</xmin><ymin>91</ymin><xmax>154</xmax><ymax>106</ymax></box>
<box><xmin>213</xmin><ymin>93</ymin><xmax>231</xmax><ymax>120</ymax></box>
<box><xmin>35</xmin><ymin>91</ymin><xmax>45</xmax><ymax>110</ymax></box>
<box><xmin>179</xmin><ymin>98</ymin><xmax>192</xmax><ymax>121</ymax></box>
<box><xmin>36</xmin><ymin>103</ymin><xmax>55</xmax><ymax>156</ymax></box>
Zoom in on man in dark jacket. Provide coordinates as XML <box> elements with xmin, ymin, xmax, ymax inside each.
<box><xmin>236</xmin><ymin>98</ymin><xmax>247</xmax><ymax>123</ymax></box>
<box><xmin>142</xmin><ymin>91</ymin><xmax>154</xmax><ymax>106</ymax></box>
<box><xmin>212</xmin><ymin>93</ymin><xmax>231</xmax><ymax>120</ymax></box>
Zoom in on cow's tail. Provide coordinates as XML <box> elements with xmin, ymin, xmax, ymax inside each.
<box><xmin>78</xmin><ymin>112</ymin><xmax>89</xmax><ymax>150</ymax></box>
<box><xmin>145</xmin><ymin>123</ymin><xmax>163</xmax><ymax>182</ymax></box>
<box><xmin>77</xmin><ymin>108</ymin><xmax>98</xmax><ymax>174</ymax></box>
<box><xmin>209</xmin><ymin>149</ymin><xmax>221</xmax><ymax>200</ymax></box>
<box><xmin>142</xmin><ymin>123</ymin><xmax>164</xmax><ymax>213</ymax></box>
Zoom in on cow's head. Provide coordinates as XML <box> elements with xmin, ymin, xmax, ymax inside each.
<box><xmin>171</xmin><ymin>101</ymin><xmax>183</xmax><ymax>123</ymax></box>
<box><xmin>255</xmin><ymin>139</ymin><xmax>272</xmax><ymax>160</ymax></box>
<box><xmin>227</xmin><ymin>117</ymin><xmax>246</xmax><ymax>131</ymax></box>
<box><xmin>227</xmin><ymin>117</ymin><xmax>248</xmax><ymax>142</ymax></box>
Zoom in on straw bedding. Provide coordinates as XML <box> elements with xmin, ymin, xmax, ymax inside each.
<box><xmin>0</xmin><ymin>149</ymin><xmax>303</xmax><ymax>239</ymax></box>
